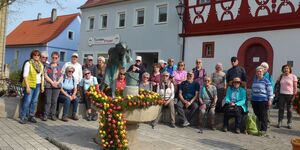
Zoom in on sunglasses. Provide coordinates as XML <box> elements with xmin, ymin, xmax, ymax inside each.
<box><xmin>204</xmin><ymin>80</ymin><xmax>210</xmax><ymax>82</ymax></box>
<box><xmin>233</xmin><ymin>81</ymin><xmax>241</xmax><ymax>84</ymax></box>
<box><xmin>120</xmin><ymin>73</ymin><xmax>125</xmax><ymax>76</ymax></box>
<box><xmin>196</xmin><ymin>61</ymin><xmax>202</xmax><ymax>64</ymax></box>
<box><xmin>84</xmin><ymin>72</ymin><xmax>91</xmax><ymax>75</ymax></box>
<box><xmin>42</xmin><ymin>56</ymin><xmax>48</xmax><ymax>59</ymax></box>
<box><xmin>33</xmin><ymin>54</ymin><xmax>40</xmax><ymax>56</ymax></box>
<box><xmin>143</xmin><ymin>77</ymin><xmax>149</xmax><ymax>79</ymax></box>
<box><xmin>163</xmin><ymin>75</ymin><xmax>169</xmax><ymax>77</ymax></box>
<box><xmin>52</xmin><ymin>57</ymin><xmax>58</xmax><ymax>59</ymax></box>
<box><xmin>88</xmin><ymin>59</ymin><xmax>93</xmax><ymax>61</ymax></box>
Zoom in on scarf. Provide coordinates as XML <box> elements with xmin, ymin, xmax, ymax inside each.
<box><xmin>30</xmin><ymin>59</ymin><xmax>41</xmax><ymax>73</ymax></box>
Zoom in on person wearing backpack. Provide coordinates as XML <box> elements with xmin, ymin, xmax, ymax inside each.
<box><xmin>58</xmin><ymin>66</ymin><xmax>79</xmax><ymax>122</ymax></box>
<box><xmin>80</xmin><ymin>69</ymin><xmax>99</xmax><ymax>121</ymax></box>
<box><xmin>19</xmin><ymin>49</ymin><xmax>45</xmax><ymax>124</ymax></box>
<box><xmin>42</xmin><ymin>51</ymin><xmax>63</xmax><ymax>121</ymax></box>
<box><xmin>151</xmin><ymin>71</ymin><xmax>176</xmax><ymax>128</ymax></box>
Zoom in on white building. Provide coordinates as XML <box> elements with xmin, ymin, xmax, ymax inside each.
<box><xmin>78</xmin><ymin>0</ymin><xmax>183</xmax><ymax>72</ymax></box>
<box><xmin>182</xmin><ymin>0</ymin><xmax>300</xmax><ymax>86</ymax></box>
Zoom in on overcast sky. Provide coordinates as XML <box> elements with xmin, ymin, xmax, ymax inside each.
<box><xmin>6</xmin><ymin>0</ymin><xmax>86</xmax><ymax>35</ymax></box>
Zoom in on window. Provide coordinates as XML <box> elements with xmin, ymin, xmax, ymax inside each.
<box><xmin>88</xmin><ymin>16</ymin><xmax>95</xmax><ymax>30</ymax></box>
<box><xmin>117</xmin><ymin>11</ymin><xmax>126</xmax><ymax>28</ymax></box>
<box><xmin>202</xmin><ymin>42</ymin><xmax>215</xmax><ymax>58</ymax></box>
<box><xmin>68</xmin><ymin>31</ymin><xmax>74</xmax><ymax>40</ymax></box>
<box><xmin>135</xmin><ymin>8</ymin><xmax>145</xmax><ymax>25</ymax></box>
<box><xmin>60</xmin><ymin>51</ymin><xmax>66</xmax><ymax>62</ymax></box>
<box><xmin>100</xmin><ymin>14</ymin><xmax>108</xmax><ymax>29</ymax></box>
<box><xmin>83</xmin><ymin>54</ymin><xmax>93</xmax><ymax>63</ymax></box>
<box><xmin>156</xmin><ymin>4</ymin><xmax>168</xmax><ymax>23</ymax></box>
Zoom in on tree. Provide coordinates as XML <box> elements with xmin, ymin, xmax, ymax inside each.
<box><xmin>0</xmin><ymin>0</ymin><xmax>64</xmax><ymax>10</ymax></box>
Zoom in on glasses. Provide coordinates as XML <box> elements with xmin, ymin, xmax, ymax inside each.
<box><xmin>33</xmin><ymin>54</ymin><xmax>40</xmax><ymax>57</ymax></box>
<box><xmin>143</xmin><ymin>77</ymin><xmax>149</xmax><ymax>79</ymax></box>
<box><xmin>179</xmin><ymin>64</ymin><xmax>184</xmax><ymax>66</ymax></box>
<box><xmin>136</xmin><ymin>60</ymin><xmax>141</xmax><ymax>62</ymax></box>
<box><xmin>52</xmin><ymin>57</ymin><xmax>58</xmax><ymax>59</ymax></box>
<box><xmin>204</xmin><ymin>80</ymin><xmax>210</xmax><ymax>82</ymax></box>
<box><xmin>84</xmin><ymin>72</ymin><xmax>91</xmax><ymax>75</ymax></box>
<box><xmin>196</xmin><ymin>61</ymin><xmax>202</xmax><ymax>64</ymax></box>
<box><xmin>233</xmin><ymin>82</ymin><xmax>241</xmax><ymax>84</ymax></box>
<box><xmin>187</xmin><ymin>74</ymin><xmax>193</xmax><ymax>77</ymax></box>
<box><xmin>42</xmin><ymin>56</ymin><xmax>48</xmax><ymax>59</ymax></box>
<box><xmin>163</xmin><ymin>75</ymin><xmax>169</xmax><ymax>77</ymax></box>
<box><xmin>120</xmin><ymin>73</ymin><xmax>125</xmax><ymax>76</ymax></box>
<box><xmin>68</xmin><ymin>71</ymin><xmax>74</xmax><ymax>73</ymax></box>
<box><xmin>88</xmin><ymin>59</ymin><xmax>93</xmax><ymax>61</ymax></box>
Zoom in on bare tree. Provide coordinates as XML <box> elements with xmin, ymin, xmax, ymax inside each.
<box><xmin>0</xmin><ymin>0</ymin><xmax>64</xmax><ymax>10</ymax></box>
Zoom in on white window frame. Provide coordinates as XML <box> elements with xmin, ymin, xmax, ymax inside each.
<box><xmin>99</xmin><ymin>13</ymin><xmax>108</xmax><ymax>30</ymax></box>
<box><xmin>59</xmin><ymin>51</ymin><xmax>66</xmax><ymax>62</ymax></box>
<box><xmin>115</xmin><ymin>10</ymin><xmax>126</xmax><ymax>29</ymax></box>
<box><xmin>67</xmin><ymin>30</ymin><xmax>74</xmax><ymax>40</ymax></box>
<box><xmin>154</xmin><ymin>2</ymin><xmax>168</xmax><ymax>25</ymax></box>
<box><xmin>133</xmin><ymin>7</ymin><xmax>145</xmax><ymax>27</ymax></box>
<box><xmin>87</xmin><ymin>16</ymin><xmax>95</xmax><ymax>31</ymax></box>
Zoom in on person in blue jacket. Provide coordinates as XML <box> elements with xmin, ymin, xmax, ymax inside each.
<box><xmin>223</xmin><ymin>77</ymin><xmax>248</xmax><ymax>134</ymax></box>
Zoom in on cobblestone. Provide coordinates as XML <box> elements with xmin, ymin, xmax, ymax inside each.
<box><xmin>0</xmin><ymin>108</ymin><xmax>298</xmax><ymax>150</ymax></box>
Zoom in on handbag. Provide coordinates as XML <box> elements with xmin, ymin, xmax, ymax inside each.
<box><xmin>224</xmin><ymin>104</ymin><xmax>239</xmax><ymax>116</ymax></box>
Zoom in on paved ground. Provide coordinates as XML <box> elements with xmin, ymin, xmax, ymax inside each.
<box><xmin>0</xmin><ymin>108</ymin><xmax>299</xmax><ymax>150</ymax></box>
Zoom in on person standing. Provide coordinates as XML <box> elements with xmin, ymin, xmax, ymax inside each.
<box><xmin>226</xmin><ymin>56</ymin><xmax>247</xmax><ymax>87</ymax></box>
<box><xmin>127</xmin><ymin>56</ymin><xmax>146</xmax><ymax>81</ymax></box>
<box><xmin>96</xmin><ymin>56</ymin><xmax>106</xmax><ymax>85</ymax></box>
<box><xmin>251</xmin><ymin>66</ymin><xmax>273</xmax><ymax>135</ymax></box>
<box><xmin>82</xmin><ymin>55</ymin><xmax>97</xmax><ymax>77</ymax></box>
<box><xmin>211</xmin><ymin>63</ymin><xmax>226</xmax><ymax>112</ymax></box>
<box><xmin>61</xmin><ymin>53</ymin><xmax>82</xmax><ymax>85</ymax></box>
<box><xmin>192</xmin><ymin>59</ymin><xmax>206</xmax><ymax>92</ymax></box>
<box><xmin>277</xmin><ymin>64</ymin><xmax>298</xmax><ymax>129</ymax></box>
<box><xmin>164</xmin><ymin>58</ymin><xmax>177</xmax><ymax>76</ymax></box>
<box><xmin>42</xmin><ymin>51</ymin><xmax>63</xmax><ymax>121</ymax></box>
<box><xmin>19</xmin><ymin>49</ymin><xmax>44</xmax><ymax>124</ymax></box>
<box><xmin>150</xmin><ymin>63</ymin><xmax>161</xmax><ymax>92</ymax></box>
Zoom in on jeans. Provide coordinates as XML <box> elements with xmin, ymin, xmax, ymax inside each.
<box><xmin>252</xmin><ymin>101</ymin><xmax>268</xmax><ymax>131</ymax></box>
<box><xmin>20</xmin><ymin>84</ymin><xmax>41</xmax><ymax>120</ymax></box>
<box><xmin>176</xmin><ymin>100</ymin><xmax>199</xmax><ymax>123</ymax></box>
<box><xmin>58</xmin><ymin>94</ymin><xmax>79</xmax><ymax>116</ymax></box>
<box><xmin>44</xmin><ymin>88</ymin><xmax>60</xmax><ymax>116</ymax></box>
<box><xmin>278</xmin><ymin>94</ymin><xmax>294</xmax><ymax>123</ymax></box>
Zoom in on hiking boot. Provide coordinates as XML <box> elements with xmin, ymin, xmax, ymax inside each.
<box><xmin>62</xmin><ymin>116</ymin><xmax>68</xmax><ymax>122</ymax></box>
<box><xmin>235</xmin><ymin>128</ymin><xmax>240</xmax><ymax>134</ymax></box>
<box><xmin>19</xmin><ymin>118</ymin><xmax>26</xmax><ymax>124</ymax></box>
<box><xmin>72</xmin><ymin>114</ymin><xmax>79</xmax><ymax>121</ymax></box>
<box><xmin>92</xmin><ymin>113</ymin><xmax>98</xmax><ymax>121</ymax></box>
<box><xmin>86</xmin><ymin>114</ymin><xmax>92</xmax><ymax>121</ymax></box>
<box><xmin>287</xmin><ymin>123</ymin><xmax>292</xmax><ymax>129</ymax></box>
<box><xmin>151</xmin><ymin>122</ymin><xmax>155</xmax><ymax>129</ymax></box>
<box><xmin>170</xmin><ymin>123</ymin><xmax>176</xmax><ymax>128</ymax></box>
<box><xmin>42</xmin><ymin>115</ymin><xmax>47</xmax><ymax>121</ymax></box>
<box><xmin>223</xmin><ymin>127</ymin><xmax>228</xmax><ymax>132</ymax></box>
<box><xmin>182</xmin><ymin>121</ymin><xmax>190</xmax><ymax>127</ymax></box>
<box><xmin>198</xmin><ymin>129</ymin><xmax>203</xmax><ymax>134</ymax></box>
<box><xmin>28</xmin><ymin>117</ymin><xmax>37</xmax><ymax>123</ymax></box>
<box><xmin>50</xmin><ymin>115</ymin><xmax>57</xmax><ymax>121</ymax></box>
<box><xmin>277</xmin><ymin>121</ymin><xmax>282</xmax><ymax>128</ymax></box>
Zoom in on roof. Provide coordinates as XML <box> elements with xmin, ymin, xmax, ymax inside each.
<box><xmin>6</xmin><ymin>13</ymin><xmax>80</xmax><ymax>46</ymax></box>
<box><xmin>79</xmin><ymin>0</ymin><xmax>127</xmax><ymax>9</ymax></box>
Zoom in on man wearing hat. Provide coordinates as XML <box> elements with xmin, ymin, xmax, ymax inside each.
<box><xmin>82</xmin><ymin>55</ymin><xmax>97</xmax><ymax>77</ymax></box>
<box><xmin>61</xmin><ymin>53</ymin><xmax>83</xmax><ymax>85</ymax></box>
<box><xmin>127</xmin><ymin>56</ymin><xmax>145</xmax><ymax>81</ymax></box>
<box><xmin>177</xmin><ymin>71</ymin><xmax>200</xmax><ymax>127</ymax></box>
<box><xmin>158</xmin><ymin>59</ymin><xmax>167</xmax><ymax>73</ymax></box>
<box><xmin>226</xmin><ymin>56</ymin><xmax>247</xmax><ymax>88</ymax></box>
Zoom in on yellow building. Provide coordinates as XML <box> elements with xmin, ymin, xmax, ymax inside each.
<box><xmin>0</xmin><ymin>4</ymin><xmax>7</xmax><ymax>76</ymax></box>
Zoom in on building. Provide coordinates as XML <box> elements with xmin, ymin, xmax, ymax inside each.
<box><xmin>79</xmin><ymin>0</ymin><xmax>182</xmax><ymax>72</ymax></box>
<box><xmin>0</xmin><ymin>3</ymin><xmax>8</xmax><ymax>76</ymax></box>
<box><xmin>5</xmin><ymin>9</ymin><xmax>81</xmax><ymax>71</ymax></box>
<box><xmin>182</xmin><ymin>0</ymin><xmax>300</xmax><ymax>86</ymax></box>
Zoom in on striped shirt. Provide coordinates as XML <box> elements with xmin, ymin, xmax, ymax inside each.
<box><xmin>251</xmin><ymin>77</ymin><xmax>273</xmax><ymax>101</ymax></box>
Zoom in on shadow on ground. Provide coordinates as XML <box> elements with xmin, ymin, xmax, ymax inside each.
<box><xmin>198</xmin><ymin>139</ymin><xmax>247</xmax><ymax>150</ymax></box>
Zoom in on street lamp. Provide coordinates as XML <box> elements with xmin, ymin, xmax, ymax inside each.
<box><xmin>176</xmin><ymin>1</ymin><xmax>185</xmax><ymax>23</ymax></box>
<box><xmin>176</xmin><ymin>1</ymin><xmax>186</xmax><ymax>61</ymax></box>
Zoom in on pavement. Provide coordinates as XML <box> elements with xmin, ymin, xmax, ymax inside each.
<box><xmin>0</xmin><ymin>108</ymin><xmax>299</xmax><ymax>150</ymax></box>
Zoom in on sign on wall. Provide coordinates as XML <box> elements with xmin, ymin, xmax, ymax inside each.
<box><xmin>88</xmin><ymin>34</ymin><xmax>120</xmax><ymax>46</ymax></box>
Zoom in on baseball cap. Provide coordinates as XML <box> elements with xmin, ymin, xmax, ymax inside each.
<box><xmin>136</xmin><ymin>56</ymin><xmax>142</xmax><ymax>61</ymax></box>
<box><xmin>72</xmin><ymin>53</ymin><xmax>79</xmax><ymax>57</ymax></box>
<box><xmin>187</xmin><ymin>71</ymin><xmax>193</xmax><ymax>75</ymax></box>
<box><xmin>231</xmin><ymin>56</ymin><xmax>238</xmax><ymax>62</ymax></box>
<box><xmin>87</xmin><ymin>55</ymin><xmax>93</xmax><ymax>60</ymax></box>
<box><xmin>158</xmin><ymin>59</ymin><xmax>166</xmax><ymax>64</ymax></box>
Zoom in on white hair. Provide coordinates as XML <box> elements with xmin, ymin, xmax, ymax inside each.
<box><xmin>261</xmin><ymin>62</ymin><xmax>269</xmax><ymax>70</ymax></box>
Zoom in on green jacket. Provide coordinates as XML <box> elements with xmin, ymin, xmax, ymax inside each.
<box><xmin>225</xmin><ymin>86</ymin><xmax>248</xmax><ymax>112</ymax></box>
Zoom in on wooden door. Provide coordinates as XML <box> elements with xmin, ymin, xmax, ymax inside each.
<box><xmin>245</xmin><ymin>44</ymin><xmax>267</xmax><ymax>88</ymax></box>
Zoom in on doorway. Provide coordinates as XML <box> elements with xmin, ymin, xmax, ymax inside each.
<box><xmin>135</xmin><ymin>52</ymin><xmax>158</xmax><ymax>73</ymax></box>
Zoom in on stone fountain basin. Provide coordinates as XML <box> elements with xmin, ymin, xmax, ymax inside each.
<box><xmin>124</xmin><ymin>105</ymin><xmax>161</xmax><ymax>123</ymax></box>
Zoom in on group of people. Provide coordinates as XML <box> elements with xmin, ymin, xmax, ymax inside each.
<box><xmin>19</xmin><ymin>49</ymin><xmax>298</xmax><ymax>137</ymax></box>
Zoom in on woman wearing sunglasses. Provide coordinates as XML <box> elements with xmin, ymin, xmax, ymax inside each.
<box><xmin>43</xmin><ymin>51</ymin><xmax>62</xmax><ymax>121</ymax></box>
<box><xmin>58</xmin><ymin>66</ymin><xmax>79</xmax><ymax>122</ymax></box>
<box><xmin>139</xmin><ymin>72</ymin><xmax>152</xmax><ymax>91</ymax></box>
<box><xmin>80</xmin><ymin>69</ymin><xmax>99</xmax><ymax>121</ymax></box>
<box><xmin>116</xmin><ymin>68</ymin><xmax>126</xmax><ymax>90</ymax></box>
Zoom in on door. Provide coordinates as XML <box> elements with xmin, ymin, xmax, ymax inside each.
<box><xmin>245</xmin><ymin>44</ymin><xmax>267</xmax><ymax>88</ymax></box>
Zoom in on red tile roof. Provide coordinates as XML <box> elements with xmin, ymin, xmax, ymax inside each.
<box><xmin>79</xmin><ymin>0</ymin><xmax>126</xmax><ymax>9</ymax></box>
<box><xmin>6</xmin><ymin>13</ymin><xmax>80</xmax><ymax>46</ymax></box>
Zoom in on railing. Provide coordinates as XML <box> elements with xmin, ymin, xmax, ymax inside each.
<box><xmin>0</xmin><ymin>78</ymin><xmax>23</xmax><ymax>97</ymax></box>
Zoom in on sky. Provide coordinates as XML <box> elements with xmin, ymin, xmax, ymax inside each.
<box><xmin>6</xmin><ymin>0</ymin><xmax>87</xmax><ymax>35</ymax></box>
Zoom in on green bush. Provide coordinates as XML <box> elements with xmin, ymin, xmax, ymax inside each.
<box><xmin>9</xmin><ymin>70</ymin><xmax>21</xmax><ymax>81</ymax></box>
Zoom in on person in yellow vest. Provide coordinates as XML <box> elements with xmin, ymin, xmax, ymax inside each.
<box><xmin>19</xmin><ymin>49</ymin><xmax>44</xmax><ymax>124</ymax></box>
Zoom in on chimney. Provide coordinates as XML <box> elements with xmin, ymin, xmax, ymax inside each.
<box><xmin>51</xmin><ymin>8</ymin><xmax>57</xmax><ymax>23</ymax></box>
<box><xmin>37</xmin><ymin>13</ymin><xmax>42</xmax><ymax>20</ymax></box>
